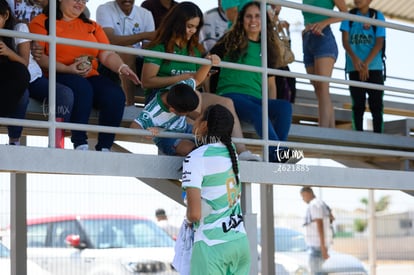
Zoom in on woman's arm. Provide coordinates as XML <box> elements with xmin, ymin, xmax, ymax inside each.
<box><xmin>16</xmin><ymin>41</ymin><xmax>31</xmax><ymax>67</ymax></box>
<box><xmin>141</xmin><ymin>62</ymin><xmax>194</xmax><ymax>89</ymax></box>
<box><xmin>225</xmin><ymin>7</ymin><xmax>238</xmax><ymax>26</ymax></box>
<box><xmin>35</xmin><ymin>49</ymin><xmax>92</xmax><ymax>77</ymax></box>
<box><xmin>186</xmin><ymin>187</ymin><xmax>201</xmax><ymax>223</ymax></box>
<box><xmin>308</xmin><ymin>0</ymin><xmax>348</xmax><ymax>35</ymax></box>
<box><xmin>268</xmin><ymin>76</ymin><xmax>277</xmax><ymax>100</ymax></box>
<box><xmin>192</xmin><ymin>54</ymin><xmax>221</xmax><ymax>86</ymax></box>
<box><xmin>0</xmin><ymin>41</ymin><xmax>27</xmax><ymax>65</ymax></box>
<box><xmin>99</xmin><ymin>50</ymin><xmax>140</xmax><ymax>84</ymax></box>
<box><xmin>103</xmin><ymin>28</ymin><xmax>156</xmax><ymax>47</ymax></box>
<box><xmin>334</xmin><ymin>0</ymin><xmax>348</xmax><ymax>13</ymax></box>
<box><xmin>325</xmin><ymin>0</ymin><xmax>348</xmax><ymax>25</ymax></box>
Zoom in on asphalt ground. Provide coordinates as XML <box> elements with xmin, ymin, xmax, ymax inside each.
<box><xmin>364</xmin><ymin>261</ymin><xmax>414</xmax><ymax>275</ymax></box>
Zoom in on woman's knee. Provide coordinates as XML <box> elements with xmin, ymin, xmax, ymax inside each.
<box><xmin>314</xmin><ymin>81</ymin><xmax>330</xmax><ymax>93</ymax></box>
<box><xmin>57</xmin><ymin>84</ymin><xmax>74</xmax><ymax>107</ymax></box>
<box><xmin>20</xmin><ymin>89</ymin><xmax>30</xmax><ymax>107</ymax></box>
<box><xmin>214</xmin><ymin>95</ymin><xmax>236</xmax><ymax>111</ymax></box>
<box><xmin>58</xmin><ymin>74</ymin><xmax>93</xmax><ymax>97</ymax></box>
<box><xmin>110</xmin><ymin>86</ymin><xmax>126</xmax><ymax>106</ymax></box>
<box><xmin>202</xmin><ymin>93</ymin><xmax>233</xmax><ymax>107</ymax></box>
<box><xmin>99</xmin><ymin>85</ymin><xmax>125</xmax><ymax>112</ymax></box>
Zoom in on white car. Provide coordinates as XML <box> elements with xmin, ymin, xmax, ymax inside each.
<box><xmin>0</xmin><ymin>241</ymin><xmax>52</xmax><ymax>275</ymax></box>
<box><xmin>4</xmin><ymin>214</ymin><xmax>178</xmax><ymax>275</ymax></box>
<box><xmin>259</xmin><ymin>227</ymin><xmax>368</xmax><ymax>275</ymax></box>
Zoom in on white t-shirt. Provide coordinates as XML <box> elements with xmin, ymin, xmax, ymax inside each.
<box><xmin>14</xmin><ymin>23</ymin><xmax>42</xmax><ymax>83</ymax></box>
<box><xmin>96</xmin><ymin>1</ymin><xmax>155</xmax><ymax>49</ymax></box>
<box><xmin>8</xmin><ymin>0</ymin><xmax>43</xmax><ymax>24</ymax></box>
<box><xmin>303</xmin><ymin>198</ymin><xmax>333</xmax><ymax>248</ymax></box>
<box><xmin>200</xmin><ymin>7</ymin><xmax>228</xmax><ymax>52</ymax></box>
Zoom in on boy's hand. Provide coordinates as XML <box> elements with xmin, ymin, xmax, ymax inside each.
<box><xmin>359</xmin><ymin>65</ymin><xmax>369</xmax><ymax>81</ymax></box>
<box><xmin>147</xmin><ymin>127</ymin><xmax>163</xmax><ymax>137</ymax></box>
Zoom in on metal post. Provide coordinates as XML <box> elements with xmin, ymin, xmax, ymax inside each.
<box><xmin>260</xmin><ymin>184</ymin><xmax>275</xmax><ymax>275</ymax></box>
<box><xmin>260</xmin><ymin>0</ymin><xmax>275</xmax><ymax>274</ymax></box>
<box><xmin>242</xmin><ymin>183</ymin><xmax>258</xmax><ymax>275</ymax></box>
<box><xmin>368</xmin><ymin>189</ymin><xmax>377</xmax><ymax>275</ymax></box>
<box><xmin>10</xmin><ymin>172</ymin><xmax>27</xmax><ymax>275</ymax></box>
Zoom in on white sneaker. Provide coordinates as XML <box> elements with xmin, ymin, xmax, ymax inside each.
<box><xmin>238</xmin><ymin>150</ymin><xmax>262</xmax><ymax>161</ymax></box>
<box><xmin>75</xmin><ymin>144</ymin><xmax>89</xmax><ymax>151</ymax></box>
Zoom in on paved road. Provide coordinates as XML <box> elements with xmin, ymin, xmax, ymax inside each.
<box><xmin>372</xmin><ymin>263</ymin><xmax>414</xmax><ymax>275</ymax></box>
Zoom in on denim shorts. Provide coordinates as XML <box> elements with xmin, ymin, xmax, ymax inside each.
<box><xmin>153</xmin><ymin>124</ymin><xmax>194</xmax><ymax>155</ymax></box>
<box><xmin>302</xmin><ymin>26</ymin><xmax>338</xmax><ymax>68</ymax></box>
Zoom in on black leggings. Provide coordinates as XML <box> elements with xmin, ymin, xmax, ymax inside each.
<box><xmin>0</xmin><ymin>61</ymin><xmax>30</xmax><ymax>117</ymax></box>
<box><xmin>349</xmin><ymin>70</ymin><xmax>384</xmax><ymax>133</ymax></box>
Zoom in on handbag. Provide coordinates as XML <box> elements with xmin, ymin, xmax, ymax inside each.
<box><xmin>273</xmin><ymin>22</ymin><xmax>295</xmax><ymax>68</ymax></box>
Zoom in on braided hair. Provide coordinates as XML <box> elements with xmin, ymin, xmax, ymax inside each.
<box><xmin>204</xmin><ymin>104</ymin><xmax>240</xmax><ymax>185</ymax></box>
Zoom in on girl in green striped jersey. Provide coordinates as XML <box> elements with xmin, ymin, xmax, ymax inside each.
<box><xmin>182</xmin><ymin>104</ymin><xmax>250</xmax><ymax>275</ymax></box>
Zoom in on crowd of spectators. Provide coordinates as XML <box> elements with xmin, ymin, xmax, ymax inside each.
<box><xmin>1</xmin><ymin>0</ymin><xmax>388</xmax><ymax>155</ymax></box>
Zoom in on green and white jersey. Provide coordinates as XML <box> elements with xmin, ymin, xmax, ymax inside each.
<box><xmin>134</xmin><ymin>92</ymin><xmax>187</xmax><ymax>132</ymax></box>
<box><xmin>182</xmin><ymin>143</ymin><xmax>247</xmax><ymax>246</ymax></box>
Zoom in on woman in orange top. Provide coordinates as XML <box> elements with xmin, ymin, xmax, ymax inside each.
<box><xmin>29</xmin><ymin>0</ymin><xmax>140</xmax><ymax>151</ymax></box>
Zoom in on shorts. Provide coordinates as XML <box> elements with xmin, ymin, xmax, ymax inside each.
<box><xmin>302</xmin><ymin>26</ymin><xmax>338</xmax><ymax>68</ymax></box>
<box><xmin>190</xmin><ymin>236</ymin><xmax>251</xmax><ymax>275</ymax></box>
<box><xmin>153</xmin><ymin>124</ymin><xmax>194</xmax><ymax>155</ymax></box>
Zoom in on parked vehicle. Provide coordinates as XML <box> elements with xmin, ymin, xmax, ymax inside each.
<box><xmin>4</xmin><ymin>214</ymin><xmax>178</xmax><ymax>275</ymax></box>
<box><xmin>258</xmin><ymin>227</ymin><xmax>368</xmax><ymax>275</ymax></box>
<box><xmin>0</xmin><ymin>241</ymin><xmax>52</xmax><ymax>275</ymax></box>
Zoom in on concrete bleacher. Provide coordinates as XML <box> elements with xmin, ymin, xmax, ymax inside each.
<box><xmin>8</xmin><ymin>87</ymin><xmax>411</xmax><ymax>174</ymax></box>
<box><xmin>2</xmin><ymin>73</ymin><xmax>411</xmax><ymax>176</ymax></box>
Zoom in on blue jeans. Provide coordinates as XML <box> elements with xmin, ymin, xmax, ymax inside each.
<box><xmin>222</xmin><ymin>93</ymin><xmax>292</xmax><ymax>162</ymax></box>
<box><xmin>7</xmin><ymin>89</ymin><xmax>29</xmax><ymax>139</ymax></box>
<box><xmin>303</xmin><ymin>26</ymin><xmax>338</xmax><ymax>68</ymax></box>
<box><xmin>308</xmin><ymin>247</ymin><xmax>327</xmax><ymax>275</ymax></box>
<box><xmin>153</xmin><ymin>124</ymin><xmax>193</xmax><ymax>155</ymax></box>
<box><xmin>56</xmin><ymin>74</ymin><xmax>125</xmax><ymax>150</ymax></box>
<box><xmin>29</xmin><ymin>76</ymin><xmax>74</xmax><ymax>122</ymax></box>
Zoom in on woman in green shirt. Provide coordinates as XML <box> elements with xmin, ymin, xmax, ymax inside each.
<box><xmin>140</xmin><ymin>1</ymin><xmax>261</xmax><ymax>161</ymax></box>
<box><xmin>211</xmin><ymin>2</ymin><xmax>293</xmax><ymax>163</ymax></box>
